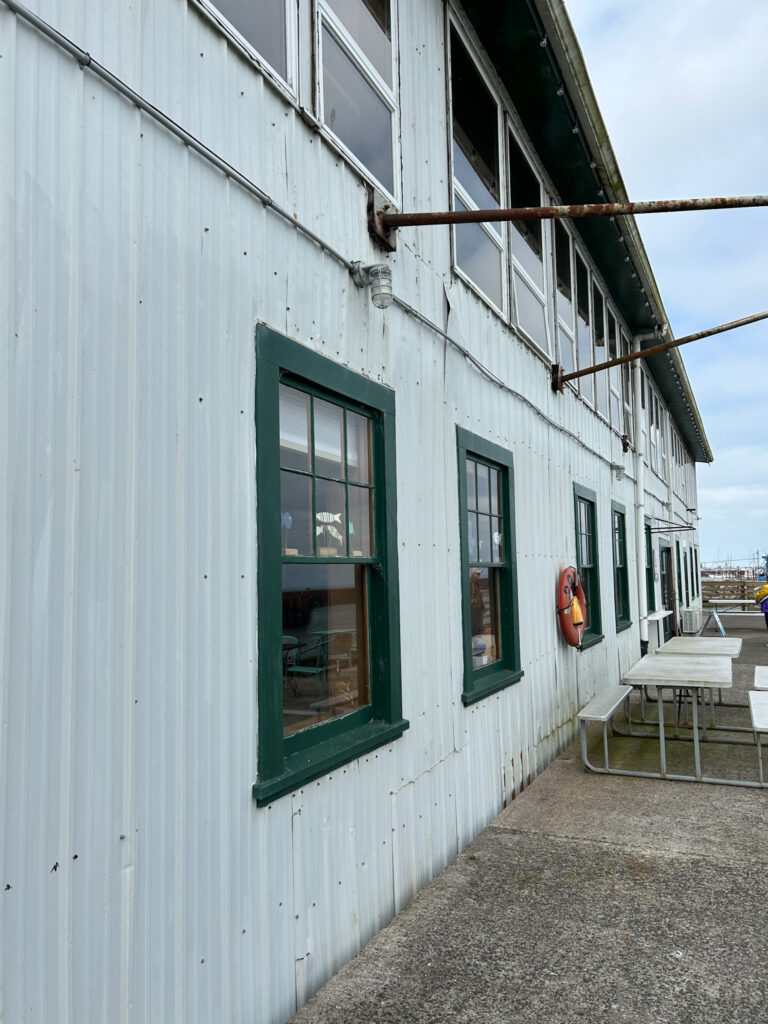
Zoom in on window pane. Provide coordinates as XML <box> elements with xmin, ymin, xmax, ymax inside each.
<box><xmin>514</xmin><ymin>272</ymin><xmax>548</xmax><ymax>352</ymax></box>
<box><xmin>322</xmin><ymin>26</ymin><xmax>393</xmax><ymax>193</ymax></box>
<box><xmin>476</xmin><ymin>463</ymin><xmax>490</xmax><ymax>513</ymax></box>
<box><xmin>576</xmin><ymin>254</ymin><xmax>593</xmax><ymax>405</ymax></box>
<box><xmin>450</xmin><ymin>28</ymin><xmax>500</xmax><ymax>208</ymax></box>
<box><xmin>508</xmin><ymin>133</ymin><xmax>543</xmax><ymax>287</ymax></box>
<box><xmin>555</xmin><ymin>222</ymin><xmax>573</xmax><ymax>327</ymax></box>
<box><xmin>281</xmin><ymin>471</ymin><xmax>313</xmax><ymax>555</ymax></box>
<box><xmin>348</xmin><ymin>484</ymin><xmax>372</xmax><ymax>557</ymax></box>
<box><xmin>559</xmin><ymin>327</ymin><xmax>575</xmax><ymax>375</ymax></box>
<box><xmin>314</xmin><ymin>397</ymin><xmax>344</xmax><ymax>478</ymax></box>
<box><xmin>280</xmin><ymin>385</ymin><xmax>310</xmax><ymax>471</ymax></box>
<box><xmin>467</xmin><ymin>512</ymin><xmax>478</xmax><ymax>561</ymax></box>
<box><xmin>282</xmin><ymin>563</ymin><xmax>370</xmax><ymax>735</ymax></box>
<box><xmin>489</xmin><ymin>467</ymin><xmax>499</xmax><ymax>515</ymax></box>
<box><xmin>466</xmin><ymin>459</ymin><xmax>477</xmax><ymax>511</ymax></box>
<box><xmin>346</xmin><ymin>411</ymin><xmax>371</xmax><ymax>484</ymax></box>
<box><xmin>477</xmin><ymin>513</ymin><xmax>492</xmax><ymax>564</ymax></box>
<box><xmin>454</xmin><ymin>197</ymin><xmax>503</xmax><ymax>307</ymax></box>
<box><xmin>214</xmin><ymin>0</ymin><xmax>287</xmax><ymax>78</ymax></box>
<box><xmin>491</xmin><ymin>517</ymin><xmax>502</xmax><ymax>563</ymax></box>
<box><xmin>315</xmin><ymin>479</ymin><xmax>347</xmax><ymax>556</ymax></box>
<box><xmin>469</xmin><ymin>567</ymin><xmax>501</xmax><ymax>667</ymax></box>
<box><xmin>326</xmin><ymin>0</ymin><xmax>392</xmax><ymax>84</ymax></box>
<box><xmin>593</xmin><ymin>285</ymin><xmax>608</xmax><ymax>419</ymax></box>
<box><xmin>585</xmin><ymin>565</ymin><xmax>598</xmax><ymax>626</ymax></box>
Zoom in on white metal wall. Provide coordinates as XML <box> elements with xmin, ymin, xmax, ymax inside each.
<box><xmin>0</xmin><ymin>2</ymin><xmax>700</xmax><ymax>1022</ymax></box>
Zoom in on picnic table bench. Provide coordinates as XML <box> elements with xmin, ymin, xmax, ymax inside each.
<box><xmin>577</xmin><ymin>685</ymin><xmax>633</xmax><ymax>773</ymax></box>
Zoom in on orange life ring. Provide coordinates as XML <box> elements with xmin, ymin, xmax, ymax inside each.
<box><xmin>557</xmin><ymin>566</ymin><xmax>586</xmax><ymax>647</ymax></box>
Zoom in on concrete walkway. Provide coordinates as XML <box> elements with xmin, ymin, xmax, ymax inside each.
<box><xmin>290</xmin><ymin>629</ymin><xmax>768</xmax><ymax>1024</ymax></box>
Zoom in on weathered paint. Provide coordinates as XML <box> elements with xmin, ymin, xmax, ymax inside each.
<box><xmin>0</xmin><ymin>1</ymin><xmax>704</xmax><ymax>1022</ymax></box>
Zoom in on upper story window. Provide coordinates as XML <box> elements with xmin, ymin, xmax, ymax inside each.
<box><xmin>575</xmin><ymin>253</ymin><xmax>593</xmax><ymax>406</ymax></box>
<box><xmin>318</xmin><ymin>0</ymin><xmax>398</xmax><ymax>196</ymax></box>
<box><xmin>621</xmin><ymin>329</ymin><xmax>633</xmax><ymax>442</ymax></box>
<box><xmin>205</xmin><ymin>0</ymin><xmax>292</xmax><ymax>83</ymax></box>
<box><xmin>607</xmin><ymin>310</ymin><xmax>623</xmax><ymax>432</ymax></box>
<box><xmin>592</xmin><ymin>282</ymin><xmax>609</xmax><ymax>420</ymax></box>
<box><xmin>508</xmin><ymin>132</ymin><xmax>550</xmax><ymax>354</ymax></box>
<box><xmin>449</xmin><ymin>25</ymin><xmax>504</xmax><ymax>311</ymax></box>
<box><xmin>555</xmin><ymin>221</ymin><xmax>576</xmax><ymax>374</ymax></box>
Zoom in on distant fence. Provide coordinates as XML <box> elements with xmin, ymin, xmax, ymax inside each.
<box><xmin>702</xmin><ymin>578</ymin><xmax>762</xmax><ymax>606</ymax></box>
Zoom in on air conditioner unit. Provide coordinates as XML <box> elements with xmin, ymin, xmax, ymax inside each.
<box><xmin>681</xmin><ymin>609</ymin><xmax>702</xmax><ymax>634</ymax></box>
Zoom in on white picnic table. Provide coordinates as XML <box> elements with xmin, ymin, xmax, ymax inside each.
<box><xmin>657</xmin><ymin>636</ymin><xmax>742</xmax><ymax>658</ymax></box>
<box><xmin>622</xmin><ymin>654</ymin><xmax>732</xmax><ymax>782</ymax></box>
<box><xmin>702</xmin><ymin>598</ymin><xmax>760</xmax><ymax>636</ymax></box>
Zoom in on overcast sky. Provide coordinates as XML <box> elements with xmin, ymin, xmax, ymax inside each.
<box><xmin>563</xmin><ymin>0</ymin><xmax>768</xmax><ymax>568</ymax></box>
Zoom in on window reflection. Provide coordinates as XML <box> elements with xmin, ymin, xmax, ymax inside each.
<box><xmin>455</xmin><ymin>198</ymin><xmax>503</xmax><ymax>308</ymax></box>
<box><xmin>281</xmin><ymin>471</ymin><xmax>312</xmax><ymax>555</ymax></box>
<box><xmin>450</xmin><ymin>27</ymin><xmax>500</xmax><ymax>208</ymax></box>
<box><xmin>282</xmin><ymin>564</ymin><xmax>370</xmax><ymax>735</ymax></box>
<box><xmin>348</xmin><ymin>485</ymin><xmax>372</xmax><ymax>557</ymax></box>
<box><xmin>213</xmin><ymin>0</ymin><xmax>287</xmax><ymax>79</ymax></box>
<box><xmin>322</xmin><ymin>26</ymin><xmax>394</xmax><ymax>193</ymax></box>
<box><xmin>315</xmin><ymin>479</ymin><xmax>347</xmax><ymax>556</ymax></box>
<box><xmin>469</xmin><ymin>567</ymin><xmax>501</xmax><ymax>668</ymax></box>
<box><xmin>346</xmin><ymin>411</ymin><xmax>371</xmax><ymax>484</ymax></box>
<box><xmin>280</xmin><ymin>385</ymin><xmax>310</xmax><ymax>471</ymax></box>
<box><xmin>508</xmin><ymin>133</ymin><xmax>543</xmax><ymax>288</ymax></box>
<box><xmin>576</xmin><ymin>254</ymin><xmax>593</xmax><ymax>405</ymax></box>
<box><xmin>326</xmin><ymin>0</ymin><xmax>392</xmax><ymax>84</ymax></box>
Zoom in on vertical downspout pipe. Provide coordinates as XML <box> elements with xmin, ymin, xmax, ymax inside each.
<box><xmin>633</xmin><ymin>335</ymin><xmax>652</xmax><ymax>657</ymax></box>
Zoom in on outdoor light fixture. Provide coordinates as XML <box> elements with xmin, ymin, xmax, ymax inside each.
<box><xmin>351</xmin><ymin>261</ymin><xmax>393</xmax><ymax>309</ymax></box>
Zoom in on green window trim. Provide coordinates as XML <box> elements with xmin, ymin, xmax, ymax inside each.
<box><xmin>573</xmin><ymin>483</ymin><xmax>603</xmax><ymax>648</ymax></box>
<box><xmin>457</xmin><ymin>427</ymin><xmax>523</xmax><ymax>705</ymax></box>
<box><xmin>644</xmin><ymin>521</ymin><xmax>656</xmax><ymax>614</ymax></box>
<box><xmin>253</xmin><ymin>325</ymin><xmax>407</xmax><ymax>806</ymax></box>
<box><xmin>612</xmin><ymin>501</ymin><xmax>631</xmax><ymax>631</ymax></box>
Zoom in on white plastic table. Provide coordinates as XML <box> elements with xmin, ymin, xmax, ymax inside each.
<box><xmin>657</xmin><ymin>636</ymin><xmax>742</xmax><ymax>658</ymax></box>
<box><xmin>622</xmin><ymin>654</ymin><xmax>732</xmax><ymax>782</ymax></box>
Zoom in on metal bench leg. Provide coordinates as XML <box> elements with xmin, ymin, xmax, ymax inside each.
<box><xmin>757</xmin><ymin>732</ymin><xmax>765</xmax><ymax>786</ymax></box>
<box><xmin>656</xmin><ymin>687</ymin><xmax>667</xmax><ymax>778</ymax></box>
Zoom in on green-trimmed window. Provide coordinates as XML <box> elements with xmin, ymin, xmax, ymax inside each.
<box><xmin>253</xmin><ymin>326</ymin><xmax>407</xmax><ymax>805</ymax></box>
<box><xmin>574</xmin><ymin>485</ymin><xmax>603</xmax><ymax>647</ymax></box>
<box><xmin>676</xmin><ymin>540</ymin><xmax>684</xmax><ymax>609</ymax></box>
<box><xmin>645</xmin><ymin>522</ymin><xmax>656</xmax><ymax>613</ymax></box>
<box><xmin>457</xmin><ymin>428</ymin><xmax>522</xmax><ymax>705</ymax></box>
<box><xmin>612</xmin><ymin>503</ymin><xmax>631</xmax><ymax>631</ymax></box>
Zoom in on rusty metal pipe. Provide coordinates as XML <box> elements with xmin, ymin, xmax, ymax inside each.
<box><xmin>380</xmin><ymin>194</ymin><xmax>768</xmax><ymax>228</ymax></box>
<box><xmin>554</xmin><ymin>310</ymin><xmax>768</xmax><ymax>389</ymax></box>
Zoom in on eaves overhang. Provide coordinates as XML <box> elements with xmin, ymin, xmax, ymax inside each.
<box><xmin>459</xmin><ymin>0</ymin><xmax>713</xmax><ymax>464</ymax></box>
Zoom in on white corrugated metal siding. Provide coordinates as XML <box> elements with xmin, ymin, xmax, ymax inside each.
<box><xmin>0</xmin><ymin>2</ymin><xmax>701</xmax><ymax>1022</ymax></box>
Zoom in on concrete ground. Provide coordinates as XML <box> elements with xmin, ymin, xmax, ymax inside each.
<box><xmin>290</xmin><ymin>628</ymin><xmax>768</xmax><ymax>1024</ymax></box>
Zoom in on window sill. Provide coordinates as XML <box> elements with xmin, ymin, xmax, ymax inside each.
<box><xmin>616</xmin><ymin>619</ymin><xmax>633</xmax><ymax>634</ymax></box>
<box><xmin>253</xmin><ymin>717</ymin><xmax>409</xmax><ymax>806</ymax></box>
<box><xmin>462</xmin><ymin>668</ymin><xmax>524</xmax><ymax>706</ymax></box>
<box><xmin>579</xmin><ymin>633</ymin><xmax>604</xmax><ymax>652</ymax></box>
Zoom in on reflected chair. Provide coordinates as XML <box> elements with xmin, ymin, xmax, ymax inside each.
<box><xmin>285</xmin><ymin>639</ymin><xmax>329</xmax><ymax>699</ymax></box>
<box><xmin>329</xmin><ymin>632</ymin><xmax>353</xmax><ymax>675</ymax></box>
